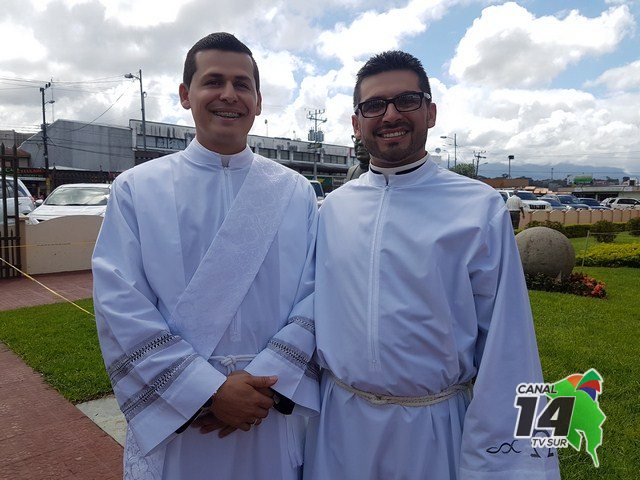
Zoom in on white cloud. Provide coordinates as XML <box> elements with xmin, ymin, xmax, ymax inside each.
<box><xmin>585</xmin><ymin>59</ymin><xmax>640</xmax><ymax>91</ymax></box>
<box><xmin>449</xmin><ymin>3</ymin><xmax>635</xmax><ymax>87</ymax></box>
<box><xmin>0</xmin><ymin>23</ymin><xmax>47</xmax><ymax>62</ymax></box>
<box><xmin>317</xmin><ymin>0</ymin><xmax>451</xmax><ymax>63</ymax></box>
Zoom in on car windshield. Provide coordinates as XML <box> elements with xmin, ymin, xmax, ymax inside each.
<box><xmin>515</xmin><ymin>191</ymin><xmax>538</xmax><ymax>200</ymax></box>
<box><xmin>579</xmin><ymin>198</ymin><xmax>599</xmax><ymax>206</ymax></box>
<box><xmin>558</xmin><ymin>195</ymin><xmax>580</xmax><ymax>205</ymax></box>
<box><xmin>311</xmin><ymin>182</ymin><xmax>324</xmax><ymax>198</ymax></box>
<box><xmin>44</xmin><ymin>187</ymin><xmax>110</xmax><ymax>206</ymax></box>
<box><xmin>541</xmin><ymin>197</ymin><xmax>562</xmax><ymax>206</ymax></box>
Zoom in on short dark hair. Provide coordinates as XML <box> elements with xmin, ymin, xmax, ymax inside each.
<box><xmin>353</xmin><ymin>50</ymin><xmax>431</xmax><ymax>107</ymax></box>
<box><xmin>183</xmin><ymin>32</ymin><xmax>260</xmax><ymax>91</ymax></box>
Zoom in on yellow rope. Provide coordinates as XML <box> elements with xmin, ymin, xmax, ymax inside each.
<box><xmin>0</xmin><ymin>256</ymin><xmax>95</xmax><ymax>317</ymax></box>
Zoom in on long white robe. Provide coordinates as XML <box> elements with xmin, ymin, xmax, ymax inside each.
<box><xmin>93</xmin><ymin>139</ymin><xmax>318</xmax><ymax>480</ymax></box>
<box><xmin>305</xmin><ymin>157</ymin><xmax>560</xmax><ymax>479</ymax></box>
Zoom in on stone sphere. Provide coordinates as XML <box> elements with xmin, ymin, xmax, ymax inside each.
<box><xmin>515</xmin><ymin>227</ymin><xmax>575</xmax><ymax>279</ymax></box>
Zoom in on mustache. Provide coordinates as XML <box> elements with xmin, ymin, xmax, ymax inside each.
<box><xmin>374</xmin><ymin>122</ymin><xmax>411</xmax><ymax>135</ymax></box>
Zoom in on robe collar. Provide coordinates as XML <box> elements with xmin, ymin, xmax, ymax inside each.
<box><xmin>183</xmin><ymin>137</ymin><xmax>254</xmax><ymax>170</ymax></box>
<box><xmin>364</xmin><ymin>153</ymin><xmax>438</xmax><ymax>187</ymax></box>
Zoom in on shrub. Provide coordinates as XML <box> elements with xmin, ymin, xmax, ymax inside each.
<box><xmin>591</xmin><ymin>220</ymin><xmax>617</xmax><ymax>243</ymax></box>
<box><xmin>563</xmin><ymin>224</ymin><xmax>590</xmax><ymax>238</ymax></box>
<box><xmin>576</xmin><ymin>243</ymin><xmax>640</xmax><ymax>267</ymax></box>
<box><xmin>627</xmin><ymin>217</ymin><xmax>640</xmax><ymax>237</ymax></box>
<box><xmin>524</xmin><ymin>220</ymin><xmax>566</xmax><ymax>236</ymax></box>
<box><xmin>525</xmin><ymin>272</ymin><xmax>606</xmax><ymax>298</ymax></box>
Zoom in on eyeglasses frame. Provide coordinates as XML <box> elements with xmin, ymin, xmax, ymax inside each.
<box><xmin>355</xmin><ymin>91</ymin><xmax>431</xmax><ymax>118</ymax></box>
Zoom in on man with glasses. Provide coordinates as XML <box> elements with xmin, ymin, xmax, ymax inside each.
<box><xmin>304</xmin><ymin>51</ymin><xmax>559</xmax><ymax>479</ymax></box>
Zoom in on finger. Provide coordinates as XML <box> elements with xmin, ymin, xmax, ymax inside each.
<box><xmin>255</xmin><ymin>387</ymin><xmax>275</xmax><ymax>397</ymax></box>
<box><xmin>200</xmin><ymin>423</ymin><xmax>223</xmax><ymax>434</ymax></box>
<box><xmin>245</xmin><ymin>375</ymin><xmax>278</xmax><ymax>389</ymax></box>
<box><xmin>238</xmin><ymin>423</ymin><xmax>251</xmax><ymax>432</ymax></box>
<box><xmin>218</xmin><ymin>426</ymin><xmax>237</xmax><ymax>438</ymax></box>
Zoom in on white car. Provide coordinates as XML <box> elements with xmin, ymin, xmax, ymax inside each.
<box><xmin>605</xmin><ymin>197</ymin><xmax>640</xmax><ymax>210</ymax></box>
<box><xmin>28</xmin><ymin>183</ymin><xmax>111</xmax><ymax>224</ymax></box>
<box><xmin>497</xmin><ymin>190</ymin><xmax>551</xmax><ymax>212</ymax></box>
<box><xmin>1</xmin><ymin>178</ymin><xmax>35</xmax><ymax>223</ymax></box>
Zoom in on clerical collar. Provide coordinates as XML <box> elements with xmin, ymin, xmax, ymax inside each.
<box><xmin>369</xmin><ymin>155</ymin><xmax>428</xmax><ymax>180</ymax></box>
<box><xmin>186</xmin><ymin>138</ymin><xmax>254</xmax><ymax>169</ymax></box>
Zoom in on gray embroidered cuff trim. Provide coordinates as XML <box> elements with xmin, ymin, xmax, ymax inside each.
<box><xmin>304</xmin><ymin>360</ymin><xmax>320</xmax><ymax>381</ymax></box>
<box><xmin>121</xmin><ymin>354</ymin><xmax>198</xmax><ymax>422</ymax></box>
<box><xmin>107</xmin><ymin>330</ymin><xmax>181</xmax><ymax>386</ymax></box>
<box><xmin>267</xmin><ymin>339</ymin><xmax>310</xmax><ymax>371</ymax></box>
<box><xmin>288</xmin><ymin>316</ymin><xmax>315</xmax><ymax>335</ymax></box>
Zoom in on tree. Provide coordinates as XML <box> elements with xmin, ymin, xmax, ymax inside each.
<box><xmin>450</xmin><ymin>162</ymin><xmax>476</xmax><ymax>179</ymax></box>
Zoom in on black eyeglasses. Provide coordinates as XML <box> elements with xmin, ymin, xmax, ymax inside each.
<box><xmin>356</xmin><ymin>91</ymin><xmax>430</xmax><ymax>118</ymax></box>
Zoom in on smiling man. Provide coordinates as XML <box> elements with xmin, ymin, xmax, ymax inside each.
<box><xmin>93</xmin><ymin>33</ymin><xmax>319</xmax><ymax>479</ymax></box>
<box><xmin>304</xmin><ymin>51</ymin><xmax>560</xmax><ymax>479</ymax></box>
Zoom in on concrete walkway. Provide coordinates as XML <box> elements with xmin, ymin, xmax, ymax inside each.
<box><xmin>0</xmin><ymin>270</ymin><xmax>124</xmax><ymax>478</ymax></box>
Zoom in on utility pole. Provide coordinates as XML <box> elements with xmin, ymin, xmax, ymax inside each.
<box><xmin>40</xmin><ymin>82</ymin><xmax>52</xmax><ymax>194</ymax></box>
<box><xmin>508</xmin><ymin>154</ymin><xmax>514</xmax><ymax>179</ymax></box>
<box><xmin>307</xmin><ymin>109</ymin><xmax>327</xmax><ymax>180</ymax></box>
<box><xmin>125</xmin><ymin>69</ymin><xmax>147</xmax><ymax>153</ymax></box>
<box><xmin>473</xmin><ymin>150</ymin><xmax>486</xmax><ymax>176</ymax></box>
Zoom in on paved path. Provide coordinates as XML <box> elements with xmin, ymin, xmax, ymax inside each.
<box><xmin>0</xmin><ymin>270</ymin><xmax>93</xmax><ymax>311</ymax></box>
<box><xmin>0</xmin><ymin>270</ymin><xmax>124</xmax><ymax>479</ymax></box>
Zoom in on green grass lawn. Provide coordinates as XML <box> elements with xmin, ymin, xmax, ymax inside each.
<box><xmin>0</xmin><ymin>299</ymin><xmax>111</xmax><ymax>403</ymax></box>
<box><xmin>531</xmin><ymin>267</ymin><xmax>640</xmax><ymax>479</ymax></box>
<box><xmin>0</xmin><ymin>268</ymin><xmax>638</xmax><ymax>477</ymax></box>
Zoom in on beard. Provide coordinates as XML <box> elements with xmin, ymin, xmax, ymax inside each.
<box><xmin>361</xmin><ymin>126</ymin><xmax>428</xmax><ymax>167</ymax></box>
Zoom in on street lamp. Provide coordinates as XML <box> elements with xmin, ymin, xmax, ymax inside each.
<box><xmin>440</xmin><ymin>134</ymin><xmax>457</xmax><ymax>166</ymax></box>
<box><xmin>124</xmin><ymin>69</ymin><xmax>147</xmax><ymax>153</ymax></box>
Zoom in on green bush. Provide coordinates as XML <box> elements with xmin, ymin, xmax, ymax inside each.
<box><xmin>576</xmin><ymin>243</ymin><xmax>640</xmax><ymax>267</ymax></box>
<box><xmin>591</xmin><ymin>220</ymin><xmax>617</xmax><ymax>243</ymax></box>
<box><xmin>627</xmin><ymin>217</ymin><xmax>640</xmax><ymax>237</ymax></box>
<box><xmin>563</xmin><ymin>224</ymin><xmax>590</xmax><ymax>238</ymax></box>
<box><xmin>524</xmin><ymin>220</ymin><xmax>566</xmax><ymax>236</ymax></box>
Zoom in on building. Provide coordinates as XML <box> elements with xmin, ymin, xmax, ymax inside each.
<box><xmin>19</xmin><ymin>119</ymin><xmax>356</xmax><ymax>194</ymax></box>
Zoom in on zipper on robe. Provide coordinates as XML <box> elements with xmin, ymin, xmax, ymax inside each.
<box><xmin>367</xmin><ymin>185</ymin><xmax>389</xmax><ymax>371</ymax></box>
<box><xmin>222</xmin><ymin>162</ymin><xmax>242</xmax><ymax>343</ymax></box>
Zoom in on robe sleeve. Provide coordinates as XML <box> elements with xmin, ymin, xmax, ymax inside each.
<box><xmin>244</xmin><ymin>182</ymin><xmax>319</xmax><ymax>415</ymax></box>
<box><xmin>92</xmin><ymin>175</ymin><xmax>227</xmax><ymax>456</ymax></box>
<box><xmin>459</xmin><ymin>207</ymin><xmax>560</xmax><ymax>479</ymax></box>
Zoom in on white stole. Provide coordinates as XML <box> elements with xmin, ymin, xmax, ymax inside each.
<box><xmin>170</xmin><ymin>156</ymin><xmax>298</xmax><ymax>359</ymax></box>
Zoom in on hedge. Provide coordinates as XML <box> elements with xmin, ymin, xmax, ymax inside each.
<box><xmin>575</xmin><ymin>243</ymin><xmax>640</xmax><ymax>267</ymax></box>
<box><xmin>524</xmin><ymin>221</ymin><xmax>627</xmax><ymax>238</ymax></box>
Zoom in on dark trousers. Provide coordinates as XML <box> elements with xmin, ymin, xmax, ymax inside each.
<box><xmin>509</xmin><ymin>210</ymin><xmax>521</xmax><ymax>229</ymax></box>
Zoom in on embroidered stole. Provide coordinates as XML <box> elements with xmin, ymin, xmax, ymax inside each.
<box><xmin>170</xmin><ymin>156</ymin><xmax>298</xmax><ymax>359</ymax></box>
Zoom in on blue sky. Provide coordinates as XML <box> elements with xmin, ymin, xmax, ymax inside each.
<box><xmin>1</xmin><ymin>0</ymin><xmax>639</xmax><ymax>177</ymax></box>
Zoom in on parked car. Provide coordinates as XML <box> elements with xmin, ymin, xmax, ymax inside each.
<box><xmin>605</xmin><ymin>197</ymin><xmax>640</xmax><ymax>210</ymax></box>
<box><xmin>0</xmin><ymin>178</ymin><xmax>35</xmax><ymax>219</ymax></box>
<box><xmin>1</xmin><ymin>179</ymin><xmax>36</xmax><ymax>225</ymax></box>
<box><xmin>310</xmin><ymin>180</ymin><xmax>325</xmax><ymax>207</ymax></box>
<box><xmin>497</xmin><ymin>190</ymin><xmax>551</xmax><ymax>211</ymax></box>
<box><xmin>28</xmin><ymin>183</ymin><xmax>111</xmax><ymax>224</ymax></box>
<box><xmin>578</xmin><ymin>198</ymin><xmax>611</xmax><ymax>210</ymax></box>
<box><xmin>539</xmin><ymin>196</ymin><xmax>571</xmax><ymax>211</ymax></box>
<box><xmin>556</xmin><ymin>194</ymin><xmax>591</xmax><ymax>210</ymax></box>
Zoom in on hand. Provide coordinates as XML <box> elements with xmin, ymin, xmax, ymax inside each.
<box><xmin>210</xmin><ymin>371</ymin><xmax>277</xmax><ymax>431</ymax></box>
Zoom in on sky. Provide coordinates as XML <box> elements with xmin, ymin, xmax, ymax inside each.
<box><xmin>1</xmin><ymin>0</ymin><xmax>639</xmax><ymax>179</ymax></box>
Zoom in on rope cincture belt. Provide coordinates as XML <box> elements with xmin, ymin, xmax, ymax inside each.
<box><xmin>331</xmin><ymin>372</ymin><xmax>473</xmax><ymax>407</ymax></box>
<box><xmin>210</xmin><ymin>354</ymin><xmax>257</xmax><ymax>375</ymax></box>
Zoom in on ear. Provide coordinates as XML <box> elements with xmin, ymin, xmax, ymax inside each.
<box><xmin>179</xmin><ymin>83</ymin><xmax>190</xmax><ymax>110</ymax></box>
<box><xmin>351</xmin><ymin>114</ymin><xmax>361</xmax><ymax>140</ymax></box>
<box><xmin>427</xmin><ymin>102</ymin><xmax>437</xmax><ymax>129</ymax></box>
<box><xmin>255</xmin><ymin>91</ymin><xmax>262</xmax><ymax>116</ymax></box>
